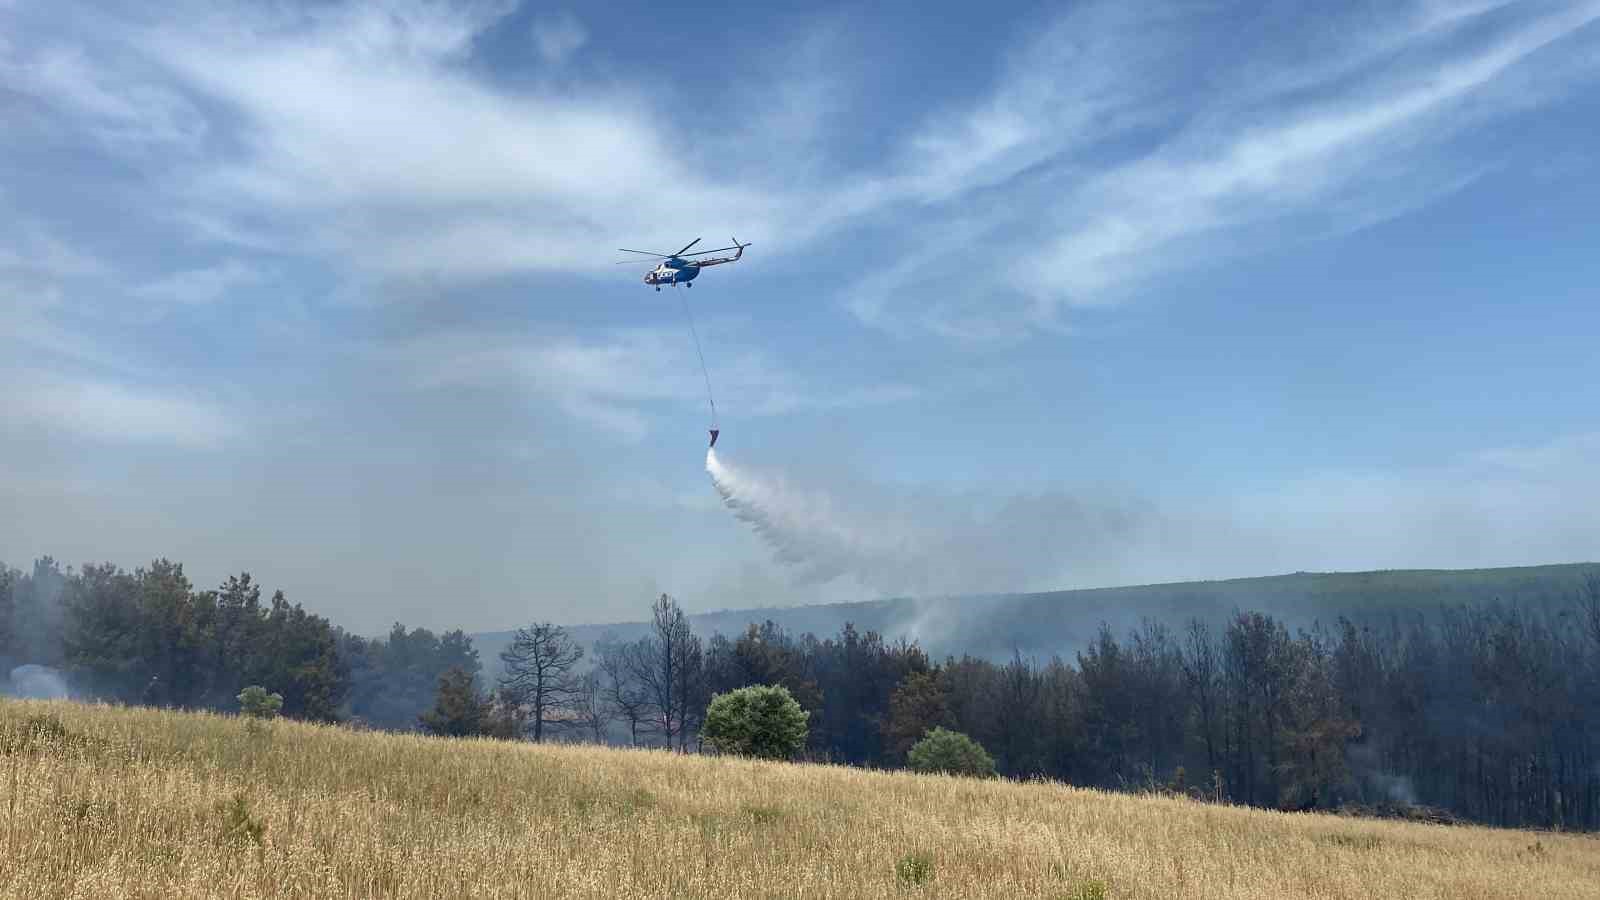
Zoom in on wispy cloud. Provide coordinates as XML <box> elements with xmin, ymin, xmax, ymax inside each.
<box><xmin>0</xmin><ymin>29</ymin><xmax>207</xmax><ymax>156</ymax></box>
<box><xmin>7</xmin><ymin>0</ymin><xmax>1598</xmax><ymax>337</ymax></box>
<box><xmin>0</xmin><ymin>216</ymin><xmax>143</xmax><ymax>373</ymax></box>
<box><xmin>842</xmin><ymin>0</ymin><xmax>1600</xmax><ymax>340</ymax></box>
<box><xmin>365</xmin><ymin>324</ymin><xmax>917</xmax><ymax>440</ymax></box>
<box><xmin>5</xmin><ymin>0</ymin><xmax>1596</xmax><ymax>422</ymax></box>
<box><xmin>531</xmin><ymin>11</ymin><xmax>586</xmax><ymax>65</ymax></box>
<box><xmin>0</xmin><ymin>215</ymin><xmax>110</xmax><ymax>284</ymax></box>
<box><xmin>1015</xmin><ymin>2</ymin><xmax>1600</xmax><ymax>302</ymax></box>
<box><xmin>1469</xmin><ymin>431</ymin><xmax>1600</xmax><ymax>475</ymax></box>
<box><xmin>132</xmin><ymin>259</ymin><xmax>264</xmax><ymax>306</ymax></box>
<box><xmin>1</xmin><ymin>368</ymin><xmax>239</xmax><ymax>449</ymax></box>
<box><xmin>89</xmin><ymin>0</ymin><xmax>808</xmax><ymax>282</ymax></box>
<box><xmin>885</xmin><ymin>3</ymin><xmax>1189</xmax><ymax>206</ymax></box>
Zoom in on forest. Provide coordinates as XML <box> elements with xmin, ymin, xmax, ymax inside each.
<box><xmin>4</xmin><ymin>555</ymin><xmax>1599</xmax><ymax>832</ymax></box>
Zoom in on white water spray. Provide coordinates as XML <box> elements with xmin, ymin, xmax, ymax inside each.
<box><xmin>706</xmin><ymin>448</ymin><xmax>932</xmax><ymax>588</ymax></box>
<box><xmin>705</xmin><ymin>448</ymin><xmax>1145</xmax><ymax>599</ymax></box>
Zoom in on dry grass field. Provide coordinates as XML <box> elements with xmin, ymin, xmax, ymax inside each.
<box><xmin>2</xmin><ymin>698</ymin><xmax>1595</xmax><ymax>899</ymax></box>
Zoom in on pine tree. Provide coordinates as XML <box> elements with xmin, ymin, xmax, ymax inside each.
<box><xmin>883</xmin><ymin>670</ymin><xmax>953</xmax><ymax>762</ymax></box>
<box><xmin>419</xmin><ymin>666</ymin><xmax>493</xmax><ymax>737</ymax></box>
<box><xmin>497</xmin><ymin>622</ymin><xmax>584</xmax><ymax>742</ymax></box>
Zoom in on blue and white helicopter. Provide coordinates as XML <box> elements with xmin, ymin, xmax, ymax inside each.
<box><xmin>617</xmin><ymin>237</ymin><xmax>750</xmax><ymax>291</ymax></box>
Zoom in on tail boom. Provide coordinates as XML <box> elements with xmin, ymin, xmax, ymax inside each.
<box><xmin>690</xmin><ymin>238</ymin><xmax>751</xmax><ymax>269</ymax></box>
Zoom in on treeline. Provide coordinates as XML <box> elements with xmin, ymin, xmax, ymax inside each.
<box><xmin>0</xmin><ymin>558</ymin><xmax>483</xmax><ymax>729</ymax></box>
<box><xmin>5</xmin><ymin>556</ymin><xmax>1599</xmax><ymax>832</ymax></box>
<box><xmin>487</xmin><ymin>582</ymin><xmax>1600</xmax><ymax>833</ymax></box>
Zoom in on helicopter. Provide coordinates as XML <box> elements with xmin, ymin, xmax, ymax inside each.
<box><xmin>617</xmin><ymin>237</ymin><xmax>750</xmax><ymax>290</ymax></box>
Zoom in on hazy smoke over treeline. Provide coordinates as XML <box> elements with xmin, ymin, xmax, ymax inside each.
<box><xmin>0</xmin><ymin>556</ymin><xmax>481</xmax><ymax>730</ymax></box>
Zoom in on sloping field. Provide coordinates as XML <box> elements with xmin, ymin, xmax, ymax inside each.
<box><xmin>2</xmin><ymin>699</ymin><xmax>1594</xmax><ymax>899</ymax></box>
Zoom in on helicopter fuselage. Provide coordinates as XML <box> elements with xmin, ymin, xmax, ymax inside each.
<box><xmin>644</xmin><ymin>258</ymin><xmax>700</xmax><ymax>286</ymax></box>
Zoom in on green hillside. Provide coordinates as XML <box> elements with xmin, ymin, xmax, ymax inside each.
<box><xmin>477</xmin><ymin>561</ymin><xmax>1600</xmax><ymax>667</ymax></box>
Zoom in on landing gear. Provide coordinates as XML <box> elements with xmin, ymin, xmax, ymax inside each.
<box><xmin>655</xmin><ymin>286</ymin><xmax>661</xmax><ymax>292</ymax></box>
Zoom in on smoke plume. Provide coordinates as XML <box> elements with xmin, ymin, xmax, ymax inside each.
<box><xmin>1346</xmin><ymin>741</ymin><xmax>1419</xmax><ymax>806</ymax></box>
<box><xmin>7</xmin><ymin>664</ymin><xmax>73</xmax><ymax>700</ymax></box>
<box><xmin>705</xmin><ymin>448</ymin><xmax>1146</xmax><ymax>599</ymax></box>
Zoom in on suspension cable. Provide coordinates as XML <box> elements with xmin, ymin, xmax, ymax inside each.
<box><xmin>677</xmin><ymin>288</ymin><xmax>718</xmax><ymax>430</ymax></box>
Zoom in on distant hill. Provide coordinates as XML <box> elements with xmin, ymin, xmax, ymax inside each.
<box><xmin>473</xmin><ymin>562</ymin><xmax>1599</xmax><ymax>674</ymax></box>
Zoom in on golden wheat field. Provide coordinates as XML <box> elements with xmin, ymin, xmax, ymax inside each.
<box><xmin>1</xmin><ymin>699</ymin><xmax>1595</xmax><ymax>899</ymax></box>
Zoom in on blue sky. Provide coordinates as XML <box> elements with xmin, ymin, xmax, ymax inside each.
<box><xmin>3</xmin><ymin>0</ymin><xmax>1599</xmax><ymax>634</ymax></box>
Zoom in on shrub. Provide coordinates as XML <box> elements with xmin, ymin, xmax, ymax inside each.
<box><xmin>895</xmin><ymin>851</ymin><xmax>935</xmax><ymax>886</ymax></box>
<box><xmin>906</xmin><ymin>727</ymin><xmax>996</xmax><ymax>778</ymax></box>
<box><xmin>2</xmin><ymin>713</ymin><xmax>68</xmax><ymax>754</ymax></box>
<box><xmin>701</xmin><ymin>684</ymin><xmax>809</xmax><ymax>761</ymax></box>
<box><xmin>1064</xmin><ymin>879</ymin><xmax>1107</xmax><ymax>900</ymax></box>
<box><xmin>218</xmin><ymin>791</ymin><xmax>266</xmax><ymax>847</ymax></box>
<box><xmin>237</xmin><ymin>685</ymin><xmax>283</xmax><ymax>719</ymax></box>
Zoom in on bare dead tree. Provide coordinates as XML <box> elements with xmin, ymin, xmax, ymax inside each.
<box><xmin>1181</xmin><ymin>618</ymin><xmax>1222</xmax><ymax>775</ymax></box>
<box><xmin>626</xmin><ymin>593</ymin><xmax>703</xmax><ymax>749</ymax></box>
<box><xmin>571</xmin><ymin>669</ymin><xmax>612</xmax><ymax>743</ymax></box>
<box><xmin>597</xmin><ymin>639</ymin><xmax>649</xmax><ymax>746</ymax></box>
<box><xmin>497</xmin><ymin>622</ymin><xmax>584</xmax><ymax>742</ymax></box>
<box><xmin>675</xmin><ymin>626</ymin><xmax>706</xmax><ymax>751</ymax></box>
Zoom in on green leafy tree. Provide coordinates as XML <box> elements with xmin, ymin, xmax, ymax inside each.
<box><xmin>254</xmin><ymin>591</ymin><xmax>349</xmax><ymax>722</ymax></box>
<box><xmin>701</xmin><ymin>684</ymin><xmax>810</xmax><ymax>760</ymax></box>
<box><xmin>61</xmin><ymin>563</ymin><xmax>146</xmax><ymax>700</ymax></box>
<box><xmin>206</xmin><ymin>574</ymin><xmax>265</xmax><ymax>708</ymax></box>
<box><xmin>237</xmin><ymin>685</ymin><xmax>283</xmax><ymax>719</ymax></box>
<box><xmin>134</xmin><ymin>559</ymin><xmax>201</xmax><ymax>707</ymax></box>
<box><xmin>418</xmin><ymin>666</ymin><xmax>492</xmax><ymax>737</ymax></box>
<box><xmin>726</xmin><ymin>621</ymin><xmax>825</xmax><ymax>713</ymax></box>
<box><xmin>907</xmin><ymin>727</ymin><xmax>996</xmax><ymax>777</ymax></box>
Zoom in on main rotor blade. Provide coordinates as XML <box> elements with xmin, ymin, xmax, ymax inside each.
<box><xmin>674</xmin><ymin>237</ymin><xmax>702</xmax><ymax>256</ymax></box>
<box><xmin>618</xmin><ymin>248</ymin><xmax>672</xmax><ymax>257</ymax></box>
<box><xmin>678</xmin><ymin>244</ymin><xmax>743</xmax><ymax>257</ymax></box>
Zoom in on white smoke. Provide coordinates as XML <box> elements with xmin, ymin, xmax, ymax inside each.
<box><xmin>8</xmin><ymin>664</ymin><xmax>73</xmax><ymax>700</ymax></box>
<box><xmin>705</xmin><ymin>448</ymin><xmax>1147</xmax><ymax>600</ymax></box>
<box><xmin>1347</xmin><ymin>740</ymin><xmax>1420</xmax><ymax>806</ymax></box>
